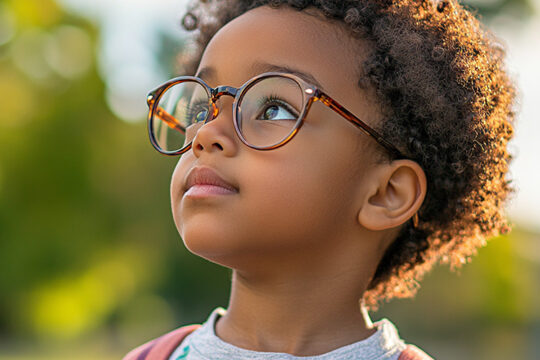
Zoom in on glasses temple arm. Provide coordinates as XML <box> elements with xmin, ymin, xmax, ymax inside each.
<box><xmin>147</xmin><ymin>95</ymin><xmax>186</xmax><ymax>134</ymax></box>
<box><xmin>147</xmin><ymin>99</ymin><xmax>186</xmax><ymax>134</ymax></box>
<box><xmin>317</xmin><ymin>93</ymin><xmax>404</xmax><ymax>159</ymax></box>
<box><xmin>318</xmin><ymin>92</ymin><xmax>417</xmax><ymax>226</ymax></box>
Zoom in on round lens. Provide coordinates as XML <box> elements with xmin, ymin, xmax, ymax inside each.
<box><xmin>151</xmin><ymin>80</ymin><xmax>209</xmax><ymax>153</ymax></box>
<box><xmin>237</xmin><ymin>76</ymin><xmax>304</xmax><ymax>148</ymax></box>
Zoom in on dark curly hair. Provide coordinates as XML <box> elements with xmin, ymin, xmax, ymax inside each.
<box><xmin>177</xmin><ymin>0</ymin><xmax>517</xmax><ymax>309</ymax></box>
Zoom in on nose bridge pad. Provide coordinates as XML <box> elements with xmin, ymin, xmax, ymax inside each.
<box><xmin>211</xmin><ymin>101</ymin><xmax>219</xmax><ymax>119</ymax></box>
<box><xmin>209</xmin><ymin>88</ymin><xmax>236</xmax><ymax>122</ymax></box>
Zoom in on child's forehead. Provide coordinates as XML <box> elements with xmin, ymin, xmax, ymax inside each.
<box><xmin>197</xmin><ymin>5</ymin><xmax>367</xmax><ymax>94</ymax></box>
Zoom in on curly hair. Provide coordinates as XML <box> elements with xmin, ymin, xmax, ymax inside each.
<box><xmin>176</xmin><ymin>0</ymin><xmax>517</xmax><ymax>309</ymax></box>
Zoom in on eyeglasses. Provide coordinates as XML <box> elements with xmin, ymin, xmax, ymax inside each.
<box><xmin>146</xmin><ymin>72</ymin><xmax>405</xmax><ymax>159</ymax></box>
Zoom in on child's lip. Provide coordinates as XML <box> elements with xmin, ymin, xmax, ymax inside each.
<box><xmin>184</xmin><ymin>184</ymin><xmax>237</xmax><ymax>198</ymax></box>
<box><xmin>183</xmin><ymin>166</ymin><xmax>239</xmax><ymax>194</ymax></box>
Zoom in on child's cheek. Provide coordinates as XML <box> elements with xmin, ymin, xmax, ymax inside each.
<box><xmin>237</xmin><ymin>158</ymin><xmax>343</xmax><ymax>245</ymax></box>
<box><xmin>170</xmin><ymin>157</ymin><xmax>191</xmax><ymax>227</ymax></box>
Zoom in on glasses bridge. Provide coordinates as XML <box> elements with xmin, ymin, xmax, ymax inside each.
<box><xmin>211</xmin><ymin>86</ymin><xmax>239</xmax><ymax>101</ymax></box>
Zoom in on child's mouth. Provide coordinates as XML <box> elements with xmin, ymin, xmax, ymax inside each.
<box><xmin>184</xmin><ymin>184</ymin><xmax>238</xmax><ymax>198</ymax></box>
<box><xmin>183</xmin><ymin>166</ymin><xmax>239</xmax><ymax>199</ymax></box>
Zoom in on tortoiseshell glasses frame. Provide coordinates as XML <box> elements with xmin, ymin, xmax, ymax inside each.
<box><xmin>146</xmin><ymin>71</ymin><xmax>406</xmax><ymax>159</ymax></box>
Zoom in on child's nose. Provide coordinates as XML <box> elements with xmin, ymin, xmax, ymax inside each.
<box><xmin>209</xmin><ymin>96</ymin><xmax>232</xmax><ymax>122</ymax></box>
<box><xmin>205</xmin><ymin>85</ymin><xmax>237</xmax><ymax>123</ymax></box>
<box><xmin>204</xmin><ymin>95</ymin><xmax>235</xmax><ymax>128</ymax></box>
<box><xmin>191</xmin><ymin>96</ymin><xmax>237</xmax><ymax>157</ymax></box>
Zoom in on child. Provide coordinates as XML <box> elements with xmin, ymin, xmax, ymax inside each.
<box><xmin>125</xmin><ymin>0</ymin><xmax>516</xmax><ymax>358</ymax></box>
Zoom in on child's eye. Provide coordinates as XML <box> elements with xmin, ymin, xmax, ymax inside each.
<box><xmin>185</xmin><ymin>102</ymin><xmax>209</xmax><ymax>124</ymax></box>
<box><xmin>255</xmin><ymin>96</ymin><xmax>298</xmax><ymax>121</ymax></box>
<box><xmin>193</xmin><ymin>109</ymin><xmax>208</xmax><ymax>123</ymax></box>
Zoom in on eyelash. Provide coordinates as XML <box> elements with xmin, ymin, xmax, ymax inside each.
<box><xmin>257</xmin><ymin>94</ymin><xmax>299</xmax><ymax>116</ymax></box>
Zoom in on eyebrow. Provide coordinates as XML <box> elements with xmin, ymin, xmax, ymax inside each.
<box><xmin>195</xmin><ymin>62</ymin><xmax>327</xmax><ymax>92</ymax></box>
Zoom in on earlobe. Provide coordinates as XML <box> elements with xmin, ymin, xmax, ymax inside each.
<box><xmin>357</xmin><ymin>160</ymin><xmax>427</xmax><ymax>231</ymax></box>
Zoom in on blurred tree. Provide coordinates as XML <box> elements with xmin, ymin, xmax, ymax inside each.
<box><xmin>0</xmin><ymin>0</ymin><xmax>230</xmax><ymax>347</ymax></box>
<box><xmin>464</xmin><ymin>0</ymin><xmax>535</xmax><ymax>19</ymax></box>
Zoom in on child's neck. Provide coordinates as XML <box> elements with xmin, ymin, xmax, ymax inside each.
<box><xmin>214</xmin><ymin>257</ymin><xmax>377</xmax><ymax>356</ymax></box>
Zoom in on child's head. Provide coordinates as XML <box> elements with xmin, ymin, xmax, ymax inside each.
<box><xmin>164</xmin><ymin>0</ymin><xmax>516</xmax><ymax>309</ymax></box>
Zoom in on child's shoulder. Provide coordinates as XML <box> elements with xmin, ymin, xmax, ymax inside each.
<box><xmin>122</xmin><ymin>324</ymin><xmax>201</xmax><ymax>360</ymax></box>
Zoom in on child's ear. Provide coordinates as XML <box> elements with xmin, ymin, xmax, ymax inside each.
<box><xmin>357</xmin><ymin>160</ymin><xmax>427</xmax><ymax>231</ymax></box>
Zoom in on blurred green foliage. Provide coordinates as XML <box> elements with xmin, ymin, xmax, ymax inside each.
<box><xmin>0</xmin><ymin>0</ymin><xmax>538</xmax><ymax>359</ymax></box>
<box><xmin>0</xmin><ymin>0</ymin><xmax>231</xmax><ymax>353</ymax></box>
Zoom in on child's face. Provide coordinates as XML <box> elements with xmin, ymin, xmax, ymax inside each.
<box><xmin>170</xmin><ymin>5</ymin><xmax>384</xmax><ymax>270</ymax></box>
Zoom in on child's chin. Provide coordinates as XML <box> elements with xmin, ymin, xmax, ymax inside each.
<box><xmin>181</xmin><ymin>234</ymin><xmax>265</xmax><ymax>271</ymax></box>
<box><xmin>181</xmin><ymin>229</ymin><xmax>235</xmax><ymax>264</ymax></box>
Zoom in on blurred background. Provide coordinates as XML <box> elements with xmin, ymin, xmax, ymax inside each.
<box><xmin>0</xmin><ymin>0</ymin><xmax>538</xmax><ymax>359</ymax></box>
